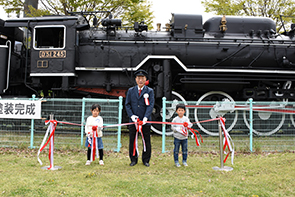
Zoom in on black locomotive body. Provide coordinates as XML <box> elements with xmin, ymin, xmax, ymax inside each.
<box><xmin>1</xmin><ymin>13</ymin><xmax>295</xmax><ymax>101</ymax></box>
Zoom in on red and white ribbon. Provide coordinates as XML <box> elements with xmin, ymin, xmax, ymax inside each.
<box><xmin>37</xmin><ymin>120</ymin><xmax>57</xmax><ymax>170</ymax></box>
<box><xmin>133</xmin><ymin>119</ymin><xmax>146</xmax><ymax>156</ymax></box>
<box><xmin>144</xmin><ymin>93</ymin><xmax>150</xmax><ymax>106</ymax></box>
<box><xmin>188</xmin><ymin>128</ymin><xmax>203</xmax><ymax>146</ymax></box>
<box><xmin>219</xmin><ymin>118</ymin><xmax>234</xmax><ymax>165</ymax></box>
<box><xmin>181</xmin><ymin>122</ymin><xmax>203</xmax><ymax>146</ymax></box>
<box><xmin>90</xmin><ymin>126</ymin><xmax>99</xmax><ymax>162</ymax></box>
<box><xmin>36</xmin><ymin>117</ymin><xmax>234</xmax><ymax>167</ymax></box>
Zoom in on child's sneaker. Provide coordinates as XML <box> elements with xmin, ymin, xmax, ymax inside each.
<box><xmin>175</xmin><ymin>162</ymin><xmax>181</xmax><ymax>167</ymax></box>
<box><xmin>99</xmin><ymin>160</ymin><xmax>104</xmax><ymax>165</ymax></box>
<box><xmin>183</xmin><ymin>161</ymin><xmax>188</xmax><ymax>166</ymax></box>
<box><xmin>85</xmin><ymin>160</ymin><xmax>91</xmax><ymax>165</ymax></box>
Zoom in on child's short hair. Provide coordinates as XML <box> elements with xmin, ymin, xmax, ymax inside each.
<box><xmin>176</xmin><ymin>103</ymin><xmax>186</xmax><ymax>111</ymax></box>
<box><xmin>91</xmin><ymin>104</ymin><xmax>101</xmax><ymax>111</ymax></box>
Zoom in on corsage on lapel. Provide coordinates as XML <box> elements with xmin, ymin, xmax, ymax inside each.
<box><xmin>144</xmin><ymin>93</ymin><xmax>150</xmax><ymax>105</ymax></box>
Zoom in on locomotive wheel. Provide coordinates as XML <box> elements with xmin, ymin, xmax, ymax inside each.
<box><xmin>194</xmin><ymin>91</ymin><xmax>238</xmax><ymax>136</ymax></box>
<box><xmin>151</xmin><ymin>91</ymin><xmax>187</xmax><ymax>135</ymax></box>
<box><xmin>243</xmin><ymin>101</ymin><xmax>285</xmax><ymax>136</ymax></box>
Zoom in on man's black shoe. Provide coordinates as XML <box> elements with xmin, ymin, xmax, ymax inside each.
<box><xmin>143</xmin><ymin>162</ymin><xmax>150</xmax><ymax>167</ymax></box>
<box><xmin>130</xmin><ymin>162</ymin><xmax>137</xmax><ymax>166</ymax></box>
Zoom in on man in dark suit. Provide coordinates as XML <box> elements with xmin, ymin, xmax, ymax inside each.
<box><xmin>125</xmin><ymin>69</ymin><xmax>154</xmax><ymax>167</ymax></box>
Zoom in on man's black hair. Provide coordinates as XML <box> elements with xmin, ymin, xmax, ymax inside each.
<box><xmin>176</xmin><ymin>103</ymin><xmax>186</xmax><ymax>111</ymax></box>
<box><xmin>91</xmin><ymin>104</ymin><xmax>101</xmax><ymax>111</ymax></box>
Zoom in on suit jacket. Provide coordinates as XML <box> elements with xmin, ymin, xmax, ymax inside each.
<box><xmin>125</xmin><ymin>85</ymin><xmax>155</xmax><ymax>123</ymax></box>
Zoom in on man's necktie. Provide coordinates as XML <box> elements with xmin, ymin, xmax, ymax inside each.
<box><xmin>139</xmin><ymin>89</ymin><xmax>142</xmax><ymax>96</ymax></box>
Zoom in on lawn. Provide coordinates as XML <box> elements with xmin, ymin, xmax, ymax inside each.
<box><xmin>0</xmin><ymin>134</ymin><xmax>295</xmax><ymax>197</ymax></box>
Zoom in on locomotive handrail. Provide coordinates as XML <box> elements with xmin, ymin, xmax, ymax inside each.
<box><xmin>92</xmin><ymin>39</ymin><xmax>295</xmax><ymax>45</ymax></box>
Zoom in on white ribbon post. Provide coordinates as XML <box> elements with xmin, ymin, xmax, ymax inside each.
<box><xmin>212</xmin><ymin>117</ymin><xmax>234</xmax><ymax>171</ymax></box>
<box><xmin>37</xmin><ymin>121</ymin><xmax>52</xmax><ymax>166</ymax></box>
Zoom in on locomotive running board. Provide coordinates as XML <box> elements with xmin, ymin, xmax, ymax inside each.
<box><xmin>75</xmin><ymin>55</ymin><xmax>295</xmax><ymax>74</ymax></box>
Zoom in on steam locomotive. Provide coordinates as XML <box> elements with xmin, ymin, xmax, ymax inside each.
<box><xmin>1</xmin><ymin>12</ymin><xmax>295</xmax><ymax>135</ymax></box>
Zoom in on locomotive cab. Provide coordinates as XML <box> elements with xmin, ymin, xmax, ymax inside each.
<box><xmin>4</xmin><ymin>16</ymin><xmax>82</xmax><ymax>96</ymax></box>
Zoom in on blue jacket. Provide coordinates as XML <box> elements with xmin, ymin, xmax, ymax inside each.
<box><xmin>125</xmin><ymin>85</ymin><xmax>155</xmax><ymax>123</ymax></box>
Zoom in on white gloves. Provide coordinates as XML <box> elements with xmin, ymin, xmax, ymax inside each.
<box><xmin>131</xmin><ymin>115</ymin><xmax>147</xmax><ymax>125</ymax></box>
<box><xmin>131</xmin><ymin>115</ymin><xmax>138</xmax><ymax>122</ymax></box>
<box><xmin>142</xmin><ymin>117</ymin><xmax>148</xmax><ymax>125</ymax></box>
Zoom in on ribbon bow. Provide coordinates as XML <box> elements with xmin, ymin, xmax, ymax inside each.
<box><xmin>92</xmin><ymin>126</ymin><xmax>97</xmax><ymax>132</ymax></box>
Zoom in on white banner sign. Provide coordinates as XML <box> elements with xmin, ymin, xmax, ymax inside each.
<box><xmin>0</xmin><ymin>100</ymin><xmax>41</xmax><ymax>119</ymax></box>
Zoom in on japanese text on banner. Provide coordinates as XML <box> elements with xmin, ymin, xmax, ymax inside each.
<box><xmin>0</xmin><ymin>100</ymin><xmax>41</xmax><ymax>119</ymax></box>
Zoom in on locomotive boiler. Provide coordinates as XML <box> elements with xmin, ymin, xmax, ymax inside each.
<box><xmin>1</xmin><ymin>12</ymin><xmax>295</xmax><ymax>135</ymax></box>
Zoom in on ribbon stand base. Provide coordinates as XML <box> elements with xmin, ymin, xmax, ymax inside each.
<box><xmin>41</xmin><ymin>166</ymin><xmax>62</xmax><ymax>170</ymax></box>
<box><xmin>212</xmin><ymin>118</ymin><xmax>233</xmax><ymax>171</ymax></box>
<box><xmin>212</xmin><ymin>166</ymin><xmax>233</xmax><ymax>171</ymax></box>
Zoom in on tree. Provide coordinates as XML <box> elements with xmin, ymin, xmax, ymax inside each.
<box><xmin>201</xmin><ymin>0</ymin><xmax>295</xmax><ymax>32</ymax></box>
<box><xmin>120</xmin><ymin>0</ymin><xmax>153</xmax><ymax>27</ymax></box>
<box><xmin>0</xmin><ymin>0</ymin><xmax>154</xmax><ymax>29</ymax></box>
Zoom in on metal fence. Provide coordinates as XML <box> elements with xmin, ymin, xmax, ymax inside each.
<box><xmin>0</xmin><ymin>96</ymin><xmax>123</xmax><ymax>151</ymax></box>
<box><xmin>161</xmin><ymin>97</ymin><xmax>295</xmax><ymax>153</ymax></box>
<box><xmin>1</xmin><ymin>94</ymin><xmax>295</xmax><ymax>153</ymax></box>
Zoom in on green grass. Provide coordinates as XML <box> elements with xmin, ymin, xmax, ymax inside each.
<box><xmin>1</xmin><ymin>135</ymin><xmax>295</xmax><ymax>196</ymax></box>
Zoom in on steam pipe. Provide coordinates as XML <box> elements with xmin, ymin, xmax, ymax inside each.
<box><xmin>24</xmin><ymin>21</ymin><xmax>38</xmax><ymax>95</ymax></box>
<box><xmin>3</xmin><ymin>40</ymin><xmax>11</xmax><ymax>93</ymax></box>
